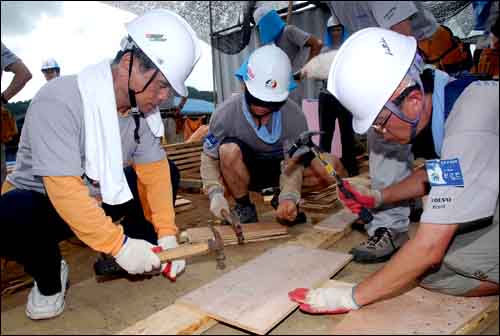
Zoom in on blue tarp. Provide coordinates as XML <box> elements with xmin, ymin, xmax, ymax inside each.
<box><xmin>174</xmin><ymin>97</ymin><xmax>214</xmax><ymax>116</ymax></box>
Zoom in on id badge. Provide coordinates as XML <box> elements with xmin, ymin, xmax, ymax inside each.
<box><xmin>425</xmin><ymin>158</ymin><xmax>464</xmax><ymax>187</ymax></box>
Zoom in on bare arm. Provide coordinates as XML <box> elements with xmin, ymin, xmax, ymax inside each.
<box><xmin>305</xmin><ymin>36</ymin><xmax>323</xmax><ymax>62</ymax></box>
<box><xmin>382</xmin><ymin>167</ymin><xmax>429</xmax><ymax>204</ymax></box>
<box><xmin>2</xmin><ymin>61</ymin><xmax>32</xmax><ymax>102</ymax></box>
<box><xmin>355</xmin><ymin>222</ymin><xmax>458</xmax><ymax>306</ymax></box>
<box><xmin>390</xmin><ymin>19</ymin><xmax>413</xmax><ymax>37</ymax></box>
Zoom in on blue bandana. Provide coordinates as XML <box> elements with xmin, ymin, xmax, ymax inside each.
<box><xmin>241</xmin><ymin>96</ymin><xmax>282</xmax><ymax>144</ymax></box>
<box><xmin>257</xmin><ymin>10</ymin><xmax>285</xmax><ymax>44</ymax></box>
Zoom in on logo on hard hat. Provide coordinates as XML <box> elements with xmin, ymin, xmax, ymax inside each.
<box><xmin>265</xmin><ymin>79</ymin><xmax>278</xmax><ymax>89</ymax></box>
<box><xmin>145</xmin><ymin>33</ymin><xmax>167</xmax><ymax>42</ymax></box>
<box><xmin>380</xmin><ymin>37</ymin><xmax>393</xmax><ymax>56</ymax></box>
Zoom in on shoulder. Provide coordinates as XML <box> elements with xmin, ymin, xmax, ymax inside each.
<box><xmin>28</xmin><ymin>76</ymin><xmax>83</xmax><ymax>125</ymax></box>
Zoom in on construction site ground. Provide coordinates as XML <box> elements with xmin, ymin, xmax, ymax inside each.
<box><xmin>1</xmin><ymin>189</ymin><xmax>499</xmax><ymax>334</ymax></box>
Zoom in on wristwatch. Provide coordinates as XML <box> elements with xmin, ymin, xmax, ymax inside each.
<box><xmin>0</xmin><ymin>94</ymin><xmax>8</xmax><ymax>104</ymax></box>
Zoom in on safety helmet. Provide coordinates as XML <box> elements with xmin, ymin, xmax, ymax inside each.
<box><xmin>327</xmin><ymin>15</ymin><xmax>340</xmax><ymax>28</ymax></box>
<box><xmin>253</xmin><ymin>5</ymin><xmax>272</xmax><ymax>25</ymax></box>
<box><xmin>327</xmin><ymin>27</ymin><xmax>417</xmax><ymax>134</ymax></box>
<box><xmin>41</xmin><ymin>58</ymin><xmax>60</xmax><ymax>71</ymax></box>
<box><xmin>244</xmin><ymin>44</ymin><xmax>292</xmax><ymax>102</ymax></box>
<box><xmin>125</xmin><ymin>9</ymin><xmax>201</xmax><ymax>97</ymax></box>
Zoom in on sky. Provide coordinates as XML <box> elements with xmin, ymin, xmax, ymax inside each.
<box><xmin>1</xmin><ymin>1</ymin><xmax>214</xmax><ymax>103</ymax></box>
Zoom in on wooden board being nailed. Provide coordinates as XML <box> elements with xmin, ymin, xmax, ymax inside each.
<box><xmin>328</xmin><ymin>280</ymin><xmax>499</xmax><ymax>335</ymax></box>
<box><xmin>182</xmin><ymin>223</ymin><xmax>289</xmax><ymax>246</ymax></box>
<box><xmin>177</xmin><ymin>245</ymin><xmax>352</xmax><ymax>335</ymax></box>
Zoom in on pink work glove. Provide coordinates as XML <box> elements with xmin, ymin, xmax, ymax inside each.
<box><xmin>338</xmin><ymin>179</ymin><xmax>382</xmax><ymax>214</ymax></box>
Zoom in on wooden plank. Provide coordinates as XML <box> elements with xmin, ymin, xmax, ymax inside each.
<box><xmin>177</xmin><ymin>245</ymin><xmax>352</xmax><ymax>335</ymax></box>
<box><xmin>118</xmin><ymin>304</ymin><xmax>217</xmax><ymax>335</ymax></box>
<box><xmin>174</xmin><ymin>156</ymin><xmax>201</xmax><ymax>166</ymax></box>
<box><xmin>329</xmin><ymin>280</ymin><xmax>499</xmax><ymax>335</ymax></box>
<box><xmin>184</xmin><ymin>223</ymin><xmax>288</xmax><ymax>245</ymax></box>
<box><xmin>314</xmin><ymin>208</ymin><xmax>358</xmax><ymax>233</ymax></box>
<box><xmin>166</xmin><ymin>146</ymin><xmax>203</xmax><ymax>156</ymax></box>
<box><xmin>117</xmin><ymin>208</ymin><xmax>354</xmax><ymax>335</ymax></box>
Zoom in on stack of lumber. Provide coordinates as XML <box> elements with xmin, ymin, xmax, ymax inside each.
<box><xmin>300</xmin><ymin>184</ymin><xmax>341</xmax><ymax>213</ymax></box>
<box><xmin>181</xmin><ymin>223</ymin><xmax>289</xmax><ymax>246</ymax></box>
<box><xmin>174</xmin><ymin>195</ymin><xmax>193</xmax><ymax>214</ymax></box>
<box><xmin>164</xmin><ymin>141</ymin><xmax>203</xmax><ymax>179</ymax></box>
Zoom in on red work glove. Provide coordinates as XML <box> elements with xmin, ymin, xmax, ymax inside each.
<box><xmin>288</xmin><ymin>284</ymin><xmax>360</xmax><ymax>314</ymax></box>
<box><xmin>338</xmin><ymin>179</ymin><xmax>383</xmax><ymax>214</ymax></box>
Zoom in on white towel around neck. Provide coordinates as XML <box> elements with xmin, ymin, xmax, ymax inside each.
<box><xmin>77</xmin><ymin>59</ymin><xmax>164</xmax><ymax>205</ymax></box>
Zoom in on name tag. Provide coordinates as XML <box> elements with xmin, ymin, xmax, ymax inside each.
<box><xmin>425</xmin><ymin>158</ymin><xmax>464</xmax><ymax>187</ymax></box>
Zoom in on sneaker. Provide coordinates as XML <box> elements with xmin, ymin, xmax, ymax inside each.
<box><xmin>350</xmin><ymin>227</ymin><xmax>409</xmax><ymax>264</ymax></box>
<box><xmin>26</xmin><ymin>259</ymin><xmax>69</xmax><ymax>320</ymax></box>
<box><xmin>233</xmin><ymin>203</ymin><xmax>258</xmax><ymax>224</ymax></box>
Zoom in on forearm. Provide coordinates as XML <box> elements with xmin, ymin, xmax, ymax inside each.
<box><xmin>381</xmin><ymin>167</ymin><xmax>428</xmax><ymax>205</ymax></box>
<box><xmin>134</xmin><ymin>159</ymin><xmax>177</xmax><ymax>238</ymax></box>
<box><xmin>2</xmin><ymin>62</ymin><xmax>32</xmax><ymax>101</ymax></box>
<box><xmin>279</xmin><ymin>161</ymin><xmax>304</xmax><ymax>203</ymax></box>
<box><xmin>43</xmin><ymin>176</ymin><xmax>124</xmax><ymax>255</ymax></box>
<box><xmin>201</xmin><ymin>152</ymin><xmax>223</xmax><ymax>193</ymax></box>
<box><xmin>354</xmin><ymin>223</ymin><xmax>457</xmax><ymax>306</ymax></box>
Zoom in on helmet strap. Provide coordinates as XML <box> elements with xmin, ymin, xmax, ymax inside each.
<box><xmin>127</xmin><ymin>49</ymin><xmax>160</xmax><ymax>144</ymax></box>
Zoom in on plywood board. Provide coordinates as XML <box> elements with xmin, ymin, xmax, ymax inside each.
<box><xmin>184</xmin><ymin>223</ymin><xmax>288</xmax><ymax>245</ymax></box>
<box><xmin>328</xmin><ymin>280</ymin><xmax>499</xmax><ymax>335</ymax></box>
<box><xmin>314</xmin><ymin>208</ymin><xmax>358</xmax><ymax>233</ymax></box>
<box><xmin>118</xmin><ymin>303</ymin><xmax>217</xmax><ymax>335</ymax></box>
<box><xmin>177</xmin><ymin>244</ymin><xmax>352</xmax><ymax>335</ymax></box>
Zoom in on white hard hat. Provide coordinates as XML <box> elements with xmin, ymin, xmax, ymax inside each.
<box><xmin>327</xmin><ymin>27</ymin><xmax>417</xmax><ymax>134</ymax></box>
<box><xmin>244</xmin><ymin>44</ymin><xmax>292</xmax><ymax>102</ymax></box>
<box><xmin>253</xmin><ymin>5</ymin><xmax>272</xmax><ymax>25</ymax></box>
<box><xmin>327</xmin><ymin>15</ymin><xmax>340</xmax><ymax>28</ymax></box>
<box><xmin>41</xmin><ymin>58</ymin><xmax>60</xmax><ymax>70</ymax></box>
<box><xmin>125</xmin><ymin>9</ymin><xmax>201</xmax><ymax>97</ymax></box>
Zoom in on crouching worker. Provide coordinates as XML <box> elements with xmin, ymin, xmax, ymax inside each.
<box><xmin>0</xmin><ymin>9</ymin><xmax>201</xmax><ymax>320</ymax></box>
<box><xmin>289</xmin><ymin>28</ymin><xmax>499</xmax><ymax>314</ymax></box>
<box><xmin>201</xmin><ymin>45</ymin><xmax>346</xmax><ymax>225</ymax></box>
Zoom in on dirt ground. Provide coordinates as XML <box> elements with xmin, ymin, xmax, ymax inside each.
<box><xmin>1</xmin><ymin>190</ymin><xmax>498</xmax><ymax>334</ymax></box>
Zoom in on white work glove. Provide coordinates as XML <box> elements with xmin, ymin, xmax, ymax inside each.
<box><xmin>157</xmin><ymin>235</ymin><xmax>186</xmax><ymax>282</ymax></box>
<box><xmin>114</xmin><ymin>236</ymin><xmax>161</xmax><ymax>275</ymax></box>
<box><xmin>288</xmin><ymin>284</ymin><xmax>360</xmax><ymax>314</ymax></box>
<box><xmin>208</xmin><ymin>188</ymin><xmax>230</xmax><ymax>219</ymax></box>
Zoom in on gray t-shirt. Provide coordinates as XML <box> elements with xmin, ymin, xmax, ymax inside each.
<box><xmin>276</xmin><ymin>25</ymin><xmax>311</xmax><ymax>74</ymax></box>
<box><xmin>1</xmin><ymin>42</ymin><xmax>20</xmax><ymax>81</ymax></box>
<box><xmin>7</xmin><ymin>75</ymin><xmax>166</xmax><ymax>194</ymax></box>
<box><xmin>421</xmin><ymin>81</ymin><xmax>499</xmax><ymax>224</ymax></box>
<box><xmin>203</xmin><ymin>93</ymin><xmax>308</xmax><ymax>159</ymax></box>
<box><xmin>328</xmin><ymin>1</ymin><xmax>438</xmax><ymax>40</ymax></box>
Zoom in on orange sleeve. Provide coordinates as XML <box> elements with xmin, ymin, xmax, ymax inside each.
<box><xmin>43</xmin><ymin>176</ymin><xmax>125</xmax><ymax>256</ymax></box>
<box><xmin>133</xmin><ymin>158</ymin><xmax>177</xmax><ymax>238</ymax></box>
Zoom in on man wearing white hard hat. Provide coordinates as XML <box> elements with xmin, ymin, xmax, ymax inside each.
<box><xmin>253</xmin><ymin>4</ymin><xmax>323</xmax><ymax>106</ymax></box>
<box><xmin>318</xmin><ymin>1</ymin><xmax>475</xmax><ymax>265</ymax></box>
<box><xmin>201</xmin><ymin>45</ymin><xmax>345</xmax><ymax>225</ymax></box>
<box><xmin>0</xmin><ymin>9</ymin><xmax>200</xmax><ymax>320</ymax></box>
<box><xmin>289</xmin><ymin>27</ymin><xmax>498</xmax><ymax>314</ymax></box>
<box><xmin>41</xmin><ymin>58</ymin><xmax>60</xmax><ymax>81</ymax></box>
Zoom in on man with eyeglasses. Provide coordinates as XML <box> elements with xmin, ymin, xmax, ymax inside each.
<box><xmin>0</xmin><ymin>10</ymin><xmax>200</xmax><ymax>320</ymax></box>
<box><xmin>289</xmin><ymin>27</ymin><xmax>498</xmax><ymax>314</ymax></box>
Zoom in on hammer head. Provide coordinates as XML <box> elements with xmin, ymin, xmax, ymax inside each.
<box><xmin>208</xmin><ymin>223</ymin><xmax>226</xmax><ymax>270</ymax></box>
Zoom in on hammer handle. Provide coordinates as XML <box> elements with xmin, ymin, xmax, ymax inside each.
<box><xmin>156</xmin><ymin>242</ymin><xmax>210</xmax><ymax>262</ymax></box>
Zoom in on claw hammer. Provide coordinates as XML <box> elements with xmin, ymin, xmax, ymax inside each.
<box><xmin>288</xmin><ymin>130</ymin><xmax>374</xmax><ymax>225</ymax></box>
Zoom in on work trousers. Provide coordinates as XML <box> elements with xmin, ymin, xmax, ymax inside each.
<box><xmin>318</xmin><ymin>90</ymin><xmax>358</xmax><ymax>176</ymax></box>
<box><xmin>0</xmin><ymin>161</ymin><xmax>179</xmax><ymax>296</ymax></box>
<box><xmin>366</xmin><ymin>129</ymin><xmax>414</xmax><ymax>236</ymax></box>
